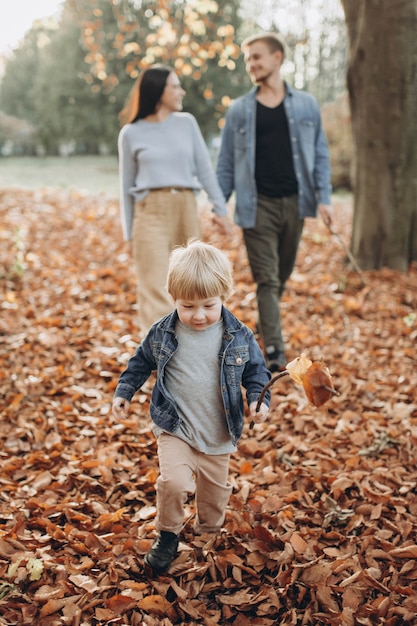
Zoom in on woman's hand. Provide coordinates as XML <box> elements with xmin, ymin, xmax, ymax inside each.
<box><xmin>112</xmin><ymin>397</ymin><xmax>131</xmax><ymax>420</ymax></box>
<box><xmin>249</xmin><ymin>401</ymin><xmax>269</xmax><ymax>423</ymax></box>
<box><xmin>212</xmin><ymin>214</ymin><xmax>231</xmax><ymax>236</ymax></box>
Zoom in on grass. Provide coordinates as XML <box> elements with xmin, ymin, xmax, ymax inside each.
<box><xmin>0</xmin><ymin>155</ymin><xmax>352</xmax><ymax>203</ymax></box>
<box><xmin>0</xmin><ymin>155</ymin><xmax>119</xmax><ymax>197</ymax></box>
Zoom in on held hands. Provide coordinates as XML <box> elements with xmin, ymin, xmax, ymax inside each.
<box><xmin>249</xmin><ymin>401</ymin><xmax>269</xmax><ymax>424</ymax></box>
<box><xmin>112</xmin><ymin>397</ymin><xmax>131</xmax><ymax>420</ymax></box>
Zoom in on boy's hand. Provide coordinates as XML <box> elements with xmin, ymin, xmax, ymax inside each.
<box><xmin>249</xmin><ymin>401</ymin><xmax>269</xmax><ymax>423</ymax></box>
<box><xmin>112</xmin><ymin>397</ymin><xmax>131</xmax><ymax>420</ymax></box>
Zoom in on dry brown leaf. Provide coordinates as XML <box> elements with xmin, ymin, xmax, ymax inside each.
<box><xmin>289</xmin><ymin>532</ymin><xmax>308</xmax><ymax>554</ymax></box>
<box><xmin>138</xmin><ymin>594</ymin><xmax>176</xmax><ymax>619</ymax></box>
<box><xmin>389</xmin><ymin>545</ymin><xmax>417</xmax><ymax>559</ymax></box>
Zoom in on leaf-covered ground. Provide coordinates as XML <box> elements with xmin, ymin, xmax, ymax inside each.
<box><xmin>1</xmin><ymin>188</ymin><xmax>416</xmax><ymax>625</ymax></box>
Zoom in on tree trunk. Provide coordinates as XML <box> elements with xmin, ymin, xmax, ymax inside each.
<box><xmin>341</xmin><ymin>0</ymin><xmax>417</xmax><ymax>270</ymax></box>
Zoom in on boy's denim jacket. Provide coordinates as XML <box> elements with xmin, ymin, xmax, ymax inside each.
<box><xmin>216</xmin><ymin>84</ymin><xmax>332</xmax><ymax>229</ymax></box>
<box><xmin>114</xmin><ymin>307</ymin><xmax>271</xmax><ymax>446</ymax></box>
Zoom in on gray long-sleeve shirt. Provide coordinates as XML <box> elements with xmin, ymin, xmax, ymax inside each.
<box><xmin>118</xmin><ymin>112</ymin><xmax>228</xmax><ymax>240</ymax></box>
<box><xmin>153</xmin><ymin>319</ymin><xmax>236</xmax><ymax>455</ymax></box>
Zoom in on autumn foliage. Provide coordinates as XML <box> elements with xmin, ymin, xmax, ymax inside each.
<box><xmin>79</xmin><ymin>1</ymin><xmax>240</xmax><ymax>87</ymax></box>
<box><xmin>1</xmin><ymin>188</ymin><xmax>416</xmax><ymax>625</ymax></box>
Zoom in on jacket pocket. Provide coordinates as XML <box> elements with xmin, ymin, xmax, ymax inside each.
<box><xmin>234</xmin><ymin>127</ymin><xmax>247</xmax><ymax>151</ymax></box>
<box><xmin>224</xmin><ymin>346</ymin><xmax>250</xmax><ymax>386</ymax></box>
<box><xmin>299</xmin><ymin>118</ymin><xmax>315</xmax><ymax>145</ymax></box>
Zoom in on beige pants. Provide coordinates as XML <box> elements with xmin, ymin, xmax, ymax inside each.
<box><xmin>155</xmin><ymin>433</ymin><xmax>233</xmax><ymax>535</ymax></box>
<box><xmin>132</xmin><ymin>190</ymin><xmax>200</xmax><ymax>333</ymax></box>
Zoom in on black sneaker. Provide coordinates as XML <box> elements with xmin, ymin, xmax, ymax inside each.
<box><xmin>144</xmin><ymin>531</ymin><xmax>179</xmax><ymax>574</ymax></box>
<box><xmin>265</xmin><ymin>346</ymin><xmax>286</xmax><ymax>373</ymax></box>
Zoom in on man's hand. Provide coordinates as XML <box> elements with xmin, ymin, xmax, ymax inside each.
<box><xmin>249</xmin><ymin>401</ymin><xmax>269</xmax><ymax>423</ymax></box>
<box><xmin>212</xmin><ymin>214</ymin><xmax>231</xmax><ymax>236</ymax></box>
<box><xmin>112</xmin><ymin>397</ymin><xmax>131</xmax><ymax>420</ymax></box>
<box><xmin>318</xmin><ymin>204</ymin><xmax>334</xmax><ymax>229</ymax></box>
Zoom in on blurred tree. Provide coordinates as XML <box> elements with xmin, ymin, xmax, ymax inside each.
<box><xmin>0</xmin><ymin>28</ymin><xmax>52</xmax><ymax>125</ymax></box>
<box><xmin>33</xmin><ymin>3</ymin><xmax>120</xmax><ymax>153</ymax></box>
<box><xmin>239</xmin><ymin>0</ymin><xmax>347</xmax><ymax>106</ymax></box>
<box><xmin>0</xmin><ymin>0</ymin><xmax>350</xmax><ymax>170</ymax></box>
<box><xmin>0</xmin><ymin>111</ymin><xmax>35</xmax><ymax>155</ymax></box>
<box><xmin>341</xmin><ymin>0</ymin><xmax>417</xmax><ymax>270</ymax></box>
<box><xmin>71</xmin><ymin>0</ymin><xmax>248</xmax><ymax>138</ymax></box>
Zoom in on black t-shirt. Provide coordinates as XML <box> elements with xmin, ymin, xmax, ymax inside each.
<box><xmin>255</xmin><ymin>100</ymin><xmax>298</xmax><ymax>198</ymax></box>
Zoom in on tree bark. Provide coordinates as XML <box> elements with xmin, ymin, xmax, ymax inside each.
<box><xmin>341</xmin><ymin>0</ymin><xmax>417</xmax><ymax>270</ymax></box>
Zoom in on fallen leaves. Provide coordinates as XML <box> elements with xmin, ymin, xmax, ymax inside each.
<box><xmin>1</xmin><ymin>188</ymin><xmax>417</xmax><ymax>624</ymax></box>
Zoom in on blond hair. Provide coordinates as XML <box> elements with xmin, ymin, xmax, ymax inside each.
<box><xmin>166</xmin><ymin>239</ymin><xmax>233</xmax><ymax>302</ymax></box>
<box><xmin>241</xmin><ymin>32</ymin><xmax>287</xmax><ymax>61</ymax></box>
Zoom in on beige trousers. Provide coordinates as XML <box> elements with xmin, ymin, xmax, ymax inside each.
<box><xmin>155</xmin><ymin>433</ymin><xmax>233</xmax><ymax>535</ymax></box>
<box><xmin>132</xmin><ymin>189</ymin><xmax>200</xmax><ymax>333</ymax></box>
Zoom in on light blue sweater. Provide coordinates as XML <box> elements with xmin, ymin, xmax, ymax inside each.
<box><xmin>118</xmin><ymin>112</ymin><xmax>228</xmax><ymax>240</ymax></box>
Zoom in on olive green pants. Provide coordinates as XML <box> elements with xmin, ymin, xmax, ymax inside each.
<box><xmin>243</xmin><ymin>194</ymin><xmax>304</xmax><ymax>353</ymax></box>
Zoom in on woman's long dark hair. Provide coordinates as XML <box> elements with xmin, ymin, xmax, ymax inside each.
<box><xmin>119</xmin><ymin>64</ymin><xmax>173</xmax><ymax>126</ymax></box>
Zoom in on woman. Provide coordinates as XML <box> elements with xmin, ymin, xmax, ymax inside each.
<box><xmin>118</xmin><ymin>64</ymin><xmax>230</xmax><ymax>334</ymax></box>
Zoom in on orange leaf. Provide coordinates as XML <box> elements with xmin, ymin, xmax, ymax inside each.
<box><xmin>138</xmin><ymin>595</ymin><xmax>176</xmax><ymax>619</ymax></box>
<box><xmin>9</xmin><ymin>393</ymin><xmax>24</xmax><ymax>409</ymax></box>
<box><xmin>39</xmin><ymin>599</ymin><xmax>67</xmax><ymax>617</ymax></box>
<box><xmin>302</xmin><ymin>361</ymin><xmax>336</xmax><ymax>407</ymax></box>
<box><xmin>106</xmin><ymin>594</ymin><xmax>135</xmax><ymax>614</ymax></box>
<box><xmin>240</xmin><ymin>460</ymin><xmax>253</xmax><ymax>474</ymax></box>
<box><xmin>96</xmin><ymin>507</ymin><xmax>128</xmax><ymax>530</ymax></box>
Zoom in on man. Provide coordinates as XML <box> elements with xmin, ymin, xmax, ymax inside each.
<box><xmin>216</xmin><ymin>32</ymin><xmax>333</xmax><ymax>372</ymax></box>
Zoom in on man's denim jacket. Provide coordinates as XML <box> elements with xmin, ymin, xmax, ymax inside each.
<box><xmin>114</xmin><ymin>307</ymin><xmax>271</xmax><ymax>446</ymax></box>
<box><xmin>216</xmin><ymin>84</ymin><xmax>332</xmax><ymax>229</ymax></box>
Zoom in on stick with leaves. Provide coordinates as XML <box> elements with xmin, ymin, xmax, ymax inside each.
<box><xmin>253</xmin><ymin>353</ymin><xmax>339</xmax><ymax>426</ymax></box>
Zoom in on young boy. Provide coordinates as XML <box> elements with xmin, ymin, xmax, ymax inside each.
<box><xmin>112</xmin><ymin>240</ymin><xmax>271</xmax><ymax>575</ymax></box>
